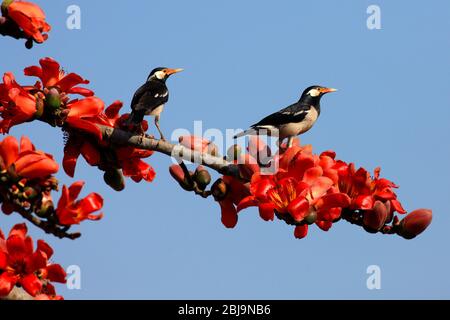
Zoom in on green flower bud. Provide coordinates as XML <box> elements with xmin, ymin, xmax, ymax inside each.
<box><xmin>211</xmin><ymin>178</ymin><xmax>228</xmax><ymax>201</ymax></box>
<box><xmin>45</xmin><ymin>88</ymin><xmax>62</xmax><ymax>111</ymax></box>
<box><xmin>103</xmin><ymin>168</ymin><xmax>125</xmax><ymax>192</ymax></box>
<box><xmin>194</xmin><ymin>166</ymin><xmax>211</xmax><ymax>190</ymax></box>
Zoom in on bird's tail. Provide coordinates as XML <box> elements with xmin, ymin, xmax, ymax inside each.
<box><xmin>233</xmin><ymin>128</ymin><xmax>257</xmax><ymax>139</ymax></box>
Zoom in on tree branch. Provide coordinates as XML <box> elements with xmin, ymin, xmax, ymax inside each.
<box><xmin>98</xmin><ymin>125</ymin><xmax>241</xmax><ymax>178</ymax></box>
<box><xmin>13</xmin><ymin>203</ymin><xmax>81</xmax><ymax>240</ymax></box>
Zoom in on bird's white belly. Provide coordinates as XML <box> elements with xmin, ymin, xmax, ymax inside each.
<box><xmin>279</xmin><ymin>108</ymin><xmax>318</xmax><ymax>138</ymax></box>
<box><xmin>147</xmin><ymin>104</ymin><xmax>164</xmax><ymax>116</ymax></box>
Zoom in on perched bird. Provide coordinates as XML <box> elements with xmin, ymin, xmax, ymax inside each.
<box><xmin>234</xmin><ymin>85</ymin><xmax>337</xmax><ymax>146</ymax></box>
<box><xmin>127</xmin><ymin>67</ymin><xmax>183</xmax><ymax>140</ymax></box>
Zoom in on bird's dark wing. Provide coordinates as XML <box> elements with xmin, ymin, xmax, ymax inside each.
<box><xmin>251</xmin><ymin>103</ymin><xmax>311</xmax><ymax>128</ymax></box>
<box><xmin>130</xmin><ymin>81</ymin><xmax>169</xmax><ymax>113</ymax></box>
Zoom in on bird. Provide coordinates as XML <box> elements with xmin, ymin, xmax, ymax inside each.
<box><xmin>234</xmin><ymin>85</ymin><xmax>337</xmax><ymax>147</ymax></box>
<box><xmin>127</xmin><ymin>67</ymin><xmax>183</xmax><ymax>140</ymax></box>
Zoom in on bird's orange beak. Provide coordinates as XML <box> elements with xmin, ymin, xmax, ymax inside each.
<box><xmin>165</xmin><ymin>68</ymin><xmax>184</xmax><ymax>75</ymax></box>
<box><xmin>320</xmin><ymin>87</ymin><xmax>337</xmax><ymax>93</ymax></box>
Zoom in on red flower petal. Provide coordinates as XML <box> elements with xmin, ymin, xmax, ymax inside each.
<box><xmin>45</xmin><ymin>264</ymin><xmax>67</xmax><ymax>283</ymax></box>
<box><xmin>80</xmin><ymin>142</ymin><xmax>101</xmax><ymax>166</ymax></box>
<box><xmin>20</xmin><ymin>274</ymin><xmax>42</xmax><ymax>297</ymax></box>
<box><xmin>303</xmin><ymin>166</ymin><xmax>323</xmax><ymax>185</ymax></box>
<box><xmin>62</xmin><ymin>141</ymin><xmax>81</xmax><ymax>177</ymax></box>
<box><xmin>67</xmin><ymin>87</ymin><xmax>94</xmax><ymax>97</ymax></box>
<box><xmin>259</xmin><ymin>202</ymin><xmax>275</xmax><ymax>221</ymax></box>
<box><xmin>19</xmin><ymin>136</ymin><xmax>34</xmax><ymax>153</ymax></box>
<box><xmin>14</xmin><ymin>151</ymin><xmax>59</xmax><ymax>179</ymax></box>
<box><xmin>316</xmin><ymin>221</ymin><xmax>333</xmax><ymax>231</ymax></box>
<box><xmin>391</xmin><ymin>199</ymin><xmax>406</xmax><ymax>214</ymax></box>
<box><xmin>0</xmin><ymin>136</ymin><xmax>19</xmax><ymax>169</ymax></box>
<box><xmin>219</xmin><ymin>200</ymin><xmax>238</xmax><ymax>228</ymax></box>
<box><xmin>37</xmin><ymin>239</ymin><xmax>53</xmax><ymax>260</ymax></box>
<box><xmin>56</xmin><ymin>73</ymin><xmax>89</xmax><ymax>93</ymax></box>
<box><xmin>0</xmin><ymin>251</ymin><xmax>7</xmax><ymax>269</ymax></box>
<box><xmin>287</xmin><ymin>197</ymin><xmax>309</xmax><ymax>222</ymax></box>
<box><xmin>354</xmin><ymin>195</ymin><xmax>374</xmax><ymax>210</ymax></box>
<box><xmin>294</xmin><ymin>224</ymin><xmax>308</xmax><ymax>239</ymax></box>
<box><xmin>315</xmin><ymin>193</ymin><xmax>351</xmax><ymax>211</ymax></box>
<box><xmin>0</xmin><ymin>272</ymin><xmax>17</xmax><ymax>297</ymax></box>
<box><xmin>236</xmin><ymin>196</ymin><xmax>258</xmax><ymax>212</ymax></box>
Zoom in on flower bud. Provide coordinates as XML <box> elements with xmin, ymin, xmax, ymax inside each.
<box><xmin>25</xmin><ymin>38</ymin><xmax>33</xmax><ymax>49</ymax></box>
<box><xmin>23</xmin><ymin>186</ymin><xmax>38</xmax><ymax>200</ymax></box>
<box><xmin>363</xmin><ymin>200</ymin><xmax>388</xmax><ymax>233</ymax></box>
<box><xmin>103</xmin><ymin>168</ymin><xmax>125</xmax><ymax>192</ymax></box>
<box><xmin>45</xmin><ymin>88</ymin><xmax>61</xmax><ymax>110</ymax></box>
<box><xmin>303</xmin><ymin>209</ymin><xmax>317</xmax><ymax>225</ymax></box>
<box><xmin>1</xmin><ymin>202</ymin><xmax>14</xmax><ymax>215</ymax></box>
<box><xmin>194</xmin><ymin>166</ymin><xmax>211</xmax><ymax>190</ymax></box>
<box><xmin>169</xmin><ymin>164</ymin><xmax>193</xmax><ymax>191</ymax></box>
<box><xmin>211</xmin><ymin>178</ymin><xmax>228</xmax><ymax>201</ymax></box>
<box><xmin>169</xmin><ymin>164</ymin><xmax>185</xmax><ymax>183</ymax></box>
<box><xmin>36</xmin><ymin>200</ymin><xmax>54</xmax><ymax>218</ymax></box>
<box><xmin>397</xmin><ymin>209</ymin><xmax>432</xmax><ymax>239</ymax></box>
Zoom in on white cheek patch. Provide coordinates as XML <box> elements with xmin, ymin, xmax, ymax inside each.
<box><xmin>308</xmin><ymin>89</ymin><xmax>320</xmax><ymax>97</ymax></box>
<box><xmin>155</xmin><ymin>71</ymin><xmax>165</xmax><ymax>80</ymax></box>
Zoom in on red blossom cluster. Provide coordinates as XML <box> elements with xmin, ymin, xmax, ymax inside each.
<box><xmin>0</xmin><ymin>135</ymin><xmax>103</xmax><ymax>227</ymax></box>
<box><xmin>0</xmin><ymin>57</ymin><xmax>157</xmax><ymax>190</ymax></box>
<box><xmin>0</xmin><ymin>0</ymin><xmax>50</xmax><ymax>48</ymax></box>
<box><xmin>171</xmin><ymin>136</ymin><xmax>432</xmax><ymax>239</ymax></box>
<box><xmin>0</xmin><ymin>223</ymin><xmax>65</xmax><ymax>299</ymax></box>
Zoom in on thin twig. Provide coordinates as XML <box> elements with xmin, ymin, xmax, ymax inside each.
<box><xmin>13</xmin><ymin>205</ymin><xmax>81</xmax><ymax>240</ymax></box>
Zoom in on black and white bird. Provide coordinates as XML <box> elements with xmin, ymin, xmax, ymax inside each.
<box><xmin>234</xmin><ymin>85</ymin><xmax>337</xmax><ymax>146</ymax></box>
<box><xmin>127</xmin><ymin>67</ymin><xmax>183</xmax><ymax>140</ymax></box>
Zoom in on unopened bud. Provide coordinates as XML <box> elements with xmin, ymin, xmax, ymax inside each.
<box><xmin>194</xmin><ymin>166</ymin><xmax>211</xmax><ymax>190</ymax></box>
<box><xmin>303</xmin><ymin>209</ymin><xmax>317</xmax><ymax>225</ymax></box>
<box><xmin>103</xmin><ymin>168</ymin><xmax>125</xmax><ymax>192</ymax></box>
<box><xmin>23</xmin><ymin>187</ymin><xmax>38</xmax><ymax>200</ymax></box>
<box><xmin>1</xmin><ymin>202</ymin><xmax>14</xmax><ymax>215</ymax></box>
<box><xmin>397</xmin><ymin>209</ymin><xmax>432</xmax><ymax>239</ymax></box>
<box><xmin>25</xmin><ymin>38</ymin><xmax>33</xmax><ymax>49</ymax></box>
<box><xmin>169</xmin><ymin>164</ymin><xmax>185</xmax><ymax>184</ymax></box>
<box><xmin>169</xmin><ymin>164</ymin><xmax>193</xmax><ymax>191</ymax></box>
<box><xmin>36</xmin><ymin>200</ymin><xmax>54</xmax><ymax>218</ymax></box>
<box><xmin>211</xmin><ymin>178</ymin><xmax>228</xmax><ymax>201</ymax></box>
<box><xmin>363</xmin><ymin>200</ymin><xmax>388</xmax><ymax>233</ymax></box>
<box><xmin>45</xmin><ymin>88</ymin><xmax>62</xmax><ymax>110</ymax></box>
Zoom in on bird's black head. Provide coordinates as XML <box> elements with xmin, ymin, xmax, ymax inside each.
<box><xmin>299</xmin><ymin>85</ymin><xmax>337</xmax><ymax>105</ymax></box>
<box><xmin>147</xmin><ymin>67</ymin><xmax>184</xmax><ymax>82</ymax></box>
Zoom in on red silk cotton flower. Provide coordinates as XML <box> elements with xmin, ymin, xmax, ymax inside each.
<box><xmin>0</xmin><ymin>72</ymin><xmax>37</xmax><ymax>133</ymax></box>
<box><xmin>24</xmin><ymin>57</ymin><xmax>93</xmax><ymax>97</ymax></box>
<box><xmin>56</xmin><ymin>181</ymin><xmax>103</xmax><ymax>225</ymax></box>
<box><xmin>0</xmin><ymin>223</ymin><xmax>66</xmax><ymax>298</ymax></box>
<box><xmin>63</xmin><ymin>101</ymin><xmax>155</xmax><ymax>186</ymax></box>
<box><xmin>0</xmin><ymin>135</ymin><xmax>58</xmax><ymax>179</ymax></box>
<box><xmin>4</xmin><ymin>0</ymin><xmax>51</xmax><ymax>43</ymax></box>
<box><xmin>237</xmin><ymin>147</ymin><xmax>351</xmax><ymax>238</ymax></box>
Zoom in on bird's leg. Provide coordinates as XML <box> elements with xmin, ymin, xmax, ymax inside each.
<box><xmin>287</xmin><ymin>137</ymin><xmax>294</xmax><ymax>148</ymax></box>
<box><xmin>155</xmin><ymin>115</ymin><xmax>165</xmax><ymax>141</ymax></box>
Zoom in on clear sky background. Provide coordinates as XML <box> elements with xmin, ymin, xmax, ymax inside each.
<box><xmin>1</xmin><ymin>0</ymin><xmax>449</xmax><ymax>299</ymax></box>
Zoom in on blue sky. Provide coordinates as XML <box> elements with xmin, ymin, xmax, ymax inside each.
<box><xmin>1</xmin><ymin>0</ymin><xmax>449</xmax><ymax>299</ymax></box>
